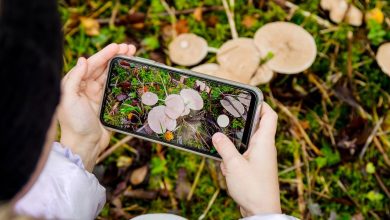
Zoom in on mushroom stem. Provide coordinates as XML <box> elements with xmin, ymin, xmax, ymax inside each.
<box><xmin>160</xmin><ymin>0</ymin><xmax>177</xmax><ymax>38</ymax></box>
<box><xmin>274</xmin><ymin>0</ymin><xmax>333</xmax><ymax>28</ymax></box>
<box><xmin>222</xmin><ymin>0</ymin><xmax>239</xmax><ymax>39</ymax></box>
<box><xmin>207</xmin><ymin>47</ymin><xmax>219</xmax><ymax>53</ymax></box>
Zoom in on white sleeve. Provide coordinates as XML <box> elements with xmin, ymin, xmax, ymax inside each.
<box><xmin>242</xmin><ymin>214</ymin><xmax>299</xmax><ymax>220</ymax></box>
<box><xmin>14</xmin><ymin>142</ymin><xmax>106</xmax><ymax>220</ymax></box>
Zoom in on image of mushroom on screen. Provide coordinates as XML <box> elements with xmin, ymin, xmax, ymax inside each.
<box><xmin>101</xmin><ymin>58</ymin><xmax>253</xmax><ymax>155</ymax></box>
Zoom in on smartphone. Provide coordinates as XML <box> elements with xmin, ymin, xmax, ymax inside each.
<box><xmin>99</xmin><ymin>56</ymin><xmax>263</xmax><ymax>160</ymax></box>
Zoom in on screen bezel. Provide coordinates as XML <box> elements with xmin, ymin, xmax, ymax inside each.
<box><xmin>100</xmin><ymin>57</ymin><xmax>259</xmax><ymax>158</ymax></box>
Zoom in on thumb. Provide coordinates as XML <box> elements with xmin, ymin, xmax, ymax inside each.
<box><xmin>64</xmin><ymin>57</ymin><xmax>88</xmax><ymax>94</ymax></box>
<box><xmin>212</xmin><ymin>132</ymin><xmax>241</xmax><ymax>164</ymax></box>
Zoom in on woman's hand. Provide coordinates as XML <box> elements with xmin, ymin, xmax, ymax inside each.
<box><xmin>58</xmin><ymin>43</ymin><xmax>136</xmax><ymax>171</ymax></box>
<box><xmin>212</xmin><ymin>102</ymin><xmax>281</xmax><ymax>217</ymax></box>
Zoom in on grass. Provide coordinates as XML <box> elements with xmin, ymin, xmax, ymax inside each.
<box><xmin>60</xmin><ymin>0</ymin><xmax>390</xmax><ymax>219</ymax></box>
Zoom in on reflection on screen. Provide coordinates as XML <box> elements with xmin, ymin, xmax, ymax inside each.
<box><xmin>102</xmin><ymin>58</ymin><xmax>253</xmax><ymax>155</ymax></box>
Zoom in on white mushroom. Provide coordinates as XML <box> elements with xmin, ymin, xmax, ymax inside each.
<box><xmin>376</xmin><ymin>43</ymin><xmax>390</xmax><ymax>77</ymax></box>
<box><xmin>141</xmin><ymin>92</ymin><xmax>158</xmax><ymax>106</ymax></box>
<box><xmin>237</xmin><ymin>93</ymin><xmax>251</xmax><ymax>107</ymax></box>
<box><xmin>220</xmin><ymin>96</ymin><xmax>245</xmax><ymax>118</ymax></box>
<box><xmin>344</xmin><ymin>5</ymin><xmax>363</xmax><ymax>27</ymax></box>
<box><xmin>217</xmin><ymin>114</ymin><xmax>230</xmax><ymax>128</ymax></box>
<box><xmin>169</xmin><ymin>33</ymin><xmax>208</xmax><ymax>66</ymax></box>
<box><xmin>320</xmin><ymin>0</ymin><xmax>363</xmax><ymax>26</ymax></box>
<box><xmin>165</xmin><ymin>94</ymin><xmax>185</xmax><ymax>119</ymax></box>
<box><xmin>329</xmin><ymin>0</ymin><xmax>348</xmax><ymax>23</ymax></box>
<box><xmin>195</xmin><ymin>80</ymin><xmax>206</xmax><ymax>91</ymax></box>
<box><xmin>254</xmin><ymin>22</ymin><xmax>317</xmax><ymax>74</ymax></box>
<box><xmin>191</xmin><ymin>63</ymin><xmax>220</xmax><ymax>75</ymax></box>
<box><xmin>180</xmin><ymin>89</ymin><xmax>204</xmax><ymax>111</ymax></box>
<box><xmin>213</xmin><ymin>67</ymin><xmax>246</xmax><ymax>83</ymax></box>
<box><xmin>217</xmin><ymin>38</ymin><xmax>261</xmax><ymax>83</ymax></box>
<box><xmin>181</xmin><ymin>106</ymin><xmax>191</xmax><ymax>116</ymax></box>
<box><xmin>147</xmin><ymin>106</ymin><xmax>176</xmax><ymax>134</ymax></box>
<box><xmin>249</xmin><ymin>64</ymin><xmax>275</xmax><ymax>86</ymax></box>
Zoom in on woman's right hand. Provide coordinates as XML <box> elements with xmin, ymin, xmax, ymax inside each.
<box><xmin>212</xmin><ymin>102</ymin><xmax>281</xmax><ymax>217</ymax></box>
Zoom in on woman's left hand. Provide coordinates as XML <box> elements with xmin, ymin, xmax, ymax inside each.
<box><xmin>58</xmin><ymin>43</ymin><xmax>136</xmax><ymax>171</ymax></box>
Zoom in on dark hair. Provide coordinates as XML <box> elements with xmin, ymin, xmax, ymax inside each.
<box><xmin>0</xmin><ymin>0</ymin><xmax>62</xmax><ymax>201</ymax></box>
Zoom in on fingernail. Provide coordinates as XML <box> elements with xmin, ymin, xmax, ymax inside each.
<box><xmin>213</xmin><ymin>132</ymin><xmax>224</xmax><ymax>143</ymax></box>
<box><xmin>76</xmin><ymin>57</ymin><xmax>84</xmax><ymax>66</ymax></box>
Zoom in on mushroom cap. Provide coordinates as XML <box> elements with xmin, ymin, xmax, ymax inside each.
<box><xmin>217</xmin><ymin>114</ymin><xmax>230</xmax><ymax>128</ymax></box>
<box><xmin>165</xmin><ymin>94</ymin><xmax>185</xmax><ymax>119</ymax></box>
<box><xmin>195</xmin><ymin>80</ymin><xmax>206</xmax><ymax>91</ymax></box>
<box><xmin>376</xmin><ymin>42</ymin><xmax>390</xmax><ymax>76</ymax></box>
<box><xmin>191</xmin><ymin>63</ymin><xmax>220</xmax><ymax>75</ymax></box>
<box><xmin>250</xmin><ymin>64</ymin><xmax>274</xmax><ymax>86</ymax></box>
<box><xmin>141</xmin><ymin>92</ymin><xmax>158</xmax><ymax>106</ymax></box>
<box><xmin>147</xmin><ymin>106</ymin><xmax>176</xmax><ymax>134</ymax></box>
<box><xmin>237</xmin><ymin>93</ymin><xmax>251</xmax><ymax>107</ymax></box>
<box><xmin>220</xmin><ymin>96</ymin><xmax>245</xmax><ymax>118</ymax></box>
<box><xmin>180</xmin><ymin>89</ymin><xmax>204</xmax><ymax>110</ymax></box>
<box><xmin>345</xmin><ymin>5</ymin><xmax>363</xmax><ymax>26</ymax></box>
<box><xmin>213</xmin><ymin>68</ymin><xmax>248</xmax><ymax>83</ymax></box>
<box><xmin>329</xmin><ymin>0</ymin><xmax>348</xmax><ymax>23</ymax></box>
<box><xmin>254</xmin><ymin>22</ymin><xmax>317</xmax><ymax>74</ymax></box>
<box><xmin>181</xmin><ymin>106</ymin><xmax>191</xmax><ymax>116</ymax></box>
<box><xmin>169</xmin><ymin>33</ymin><xmax>208</xmax><ymax>66</ymax></box>
<box><xmin>217</xmin><ymin>38</ymin><xmax>261</xmax><ymax>83</ymax></box>
<box><xmin>320</xmin><ymin>0</ymin><xmax>337</xmax><ymax>10</ymax></box>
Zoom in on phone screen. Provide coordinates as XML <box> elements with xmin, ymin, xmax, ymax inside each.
<box><xmin>100</xmin><ymin>57</ymin><xmax>259</xmax><ymax>158</ymax></box>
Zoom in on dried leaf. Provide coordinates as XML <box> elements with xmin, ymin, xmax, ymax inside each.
<box><xmin>242</xmin><ymin>15</ymin><xmax>256</xmax><ymax>28</ymax></box>
<box><xmin>175</xmin><ymin>19</ymin><xmax>189</xmax><ymax>34</ymax></box>
<box><xmin>124</xmin><ymin>189</ymin><xmax>158</xmax><ymax>200</ymax></box>
<box><xmin>80</xmin><ymin>16</ymin><xmax>100</xmax><ymax>36</ymax></box>
<box><xmin>130</xmin><ymin>165</ymin><xmax>148</xmax><ymax>185</ymax></box>
<box><xmin>193</xmin><ymin>7</ymin><xmax>203</xmax><ymax>21</ymax></box>
<box><xmin>175</xmin><ymin>168</ymin><xmax>191</xmax><ymax>200</ymax></box>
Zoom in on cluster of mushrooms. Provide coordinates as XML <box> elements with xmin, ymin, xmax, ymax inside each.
<box><xmin>168</xmin><ymin>21</ymin><xmax>317</xmax><ymax>86</ymax></box>
<box><xmin>140</xmin><ymin>87</ymin><xmax>250</xmax><ymax>138</ymax></box>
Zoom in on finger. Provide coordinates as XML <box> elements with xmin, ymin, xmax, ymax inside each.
<box><xmin>87</xmin><ymin>43</ymin><xmax>119</xmax><ymax>77</ymax></box>
<box><xmin>126</xmin><ymin>44</ymin><xmax>137</xmax><ymax>57</ymax></box>
<box><xmin>118</xmin><ymin>43</ymin><xmax>129</xmax><ymax>55</ymax></box>
<box><xmin>251</xmin><ymin>102</ymin><xmax>278</xmax><ymax>141</ymax></box>
<box><xmin>63</xmin><ymin>57</ymin><xmax>88</xmax><ymax>94</ymax></box>
<box><xmin>212</xmin><ymin>132</ymin><xmax>241</xmax><ymax>165</ymax></box>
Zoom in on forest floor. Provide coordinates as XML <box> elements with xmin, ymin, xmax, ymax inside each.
<box><xmin>60</xmin><ymin>0</ymin><xmax>390</xmax><ymax>219</ymax></box>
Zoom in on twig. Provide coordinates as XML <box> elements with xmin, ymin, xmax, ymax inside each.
<box><xmin>374</xmin><ymin>172</ymin><xmax>390</xmax><ymax>199</ymax></box>
<box><xmin>109</xmin><ymin>0</ymin><xmax>120</xmax><ymax>29</ymax></box>
<box><xmin>359</xmin><ymin>117</ymin><xmax>384</xmax><ymax>159</ymax></box>
<box><xmin>160</xmin><ymin>0</ymin><xmax>177</xmax><ymax>38</ymax></box>
<box><xmin>272</xmin><ymin>0</ymin><xmax>333</xmax><ymax>28</ymax></box>
<box><xmin>273</xmin><ymin>98</ymin><xmax>322</xmax><ymax>155</ymax></box>
<box><xmin>294</xmin><ymin>145</ymin><xmax>305</xmax><ymax>218</ymax></box>
<box><xmin>198</xmin><ymin>188</ymin><xmax>220</xmax><ymax>220</ymax></box>
<box><xmin>373</xmin><ymin>137</ymin><xmax>390</xmax><ymax>167</ymax></box>
<box><xmin>221</xmin><ymin>0</ymin><xmax>238</xmax><ymax>39</ymax></box>
<box><xmin>278</xmin><ymin>162</ymin><xmax>304</xmax><ymax>176</ymax></box>
<box><xmin>337</xmin><ymin>180</ymin><xmax>381</xmax><ymax>220</ymax></box>
<box><xmin>307</xmin><ymin>72</ymin><xmax>332</xmax><ymax>105</ymax></box>
<box><xmin>96</xmin><ymin>135</ymin><xmax>133</xmax><ymax>163</ymax></box>
<box><xmin>151</xmin><ymin>5</ymin><xmax>224</xmax><ymax>17</ymax></box>
<box><xmin>187</xmin><ymin>157</ymin><xmax>206</xmax><ymax>201</ymax></box>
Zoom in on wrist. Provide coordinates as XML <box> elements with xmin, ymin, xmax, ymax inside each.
<box><xmin>60</xmin><ymin>135</ymin><xmax>100</xmax><ymax>172</ymax></box>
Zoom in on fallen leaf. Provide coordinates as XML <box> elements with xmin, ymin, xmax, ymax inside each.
<box><xmin>175</xmin><ymin>19</ymin><xmax>189</xmax><ymax>34</ymax></box>
<box><xmin>80</xmin><ymin>16</ymin><xmax>100</xmax><ymax>36</ymax></box>
<box><xmin>193</xmin><ymin>7</ymin><xmax>203</xmax><ymax>21</ymax></box>
<box><xmin>130</xmin><ymin>165</ymin><xmax>148</xmax><ymax>185</ymax></box>
<box><xmin>242</xmin><ymin>15</ymin><xmax>256</xmax><ymax>28</ymax></box>
<box><xmin>175</xmin><ymin>168</ymin><xmax>191</xmax><ymax>200</ymax></box>
<box><xmin>116</xmin><ymin>155</ymin><xmax>133</xmax><ymax>168</ymax></box>
<box><xmin>124</xmin><ymin>189</ymin><xmax>158</xmax><ymax>200</ymax></box>
<box><xmin>206</xmin><ymin>15</ymin><xmax>218</xmax><ymax>27</ymax></box>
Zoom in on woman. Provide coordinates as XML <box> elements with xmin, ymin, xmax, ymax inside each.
<box><xmin>0</xmin><ymin>0</ymin><xmax>296</xmax><ymax>219</ymax></box>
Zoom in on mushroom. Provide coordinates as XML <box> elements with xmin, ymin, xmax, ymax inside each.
<box><xmin>217</xmin><ymin>114</ymin><xmax>230</xmax><ymax>128</ymax></box>
<box><xmin>220</xmin><ymin>96</ymin><xmax>245</xmax><ymax>118</ymax></box>
<box><xmin>180</xmin><ymin>89</ymin><xmax>204</xmax><ymax>111</ymax></box>
<box><xmin>141</xmin><ymin>92</ymin><xmax>158</xmax><ymax>106</ymax></box>
<box><xmin>376</xmin><ymin>42</ymin><xmax>390</xmax><ymax>77</ymax></box>
<box><xmin>169</xmin><ymin>33</ymin><xmax>208</xmax><ymax>66</ymax></box>
<box><xmin>195</xmin><ymin>80</ymin><xmax>210</xmax><ymax>92</ymax></box>
<box><xmin>147</xmin><ymin>106</ymin><xmax>177</xmax><ymax>134</ymax></box>
<box><xmin>237</xmin><ymin>93</ymin><xmax>251</xmax><ymax>107</ymax></box>
<box><xmin>213</xmin><ymin>68</ymin><xmax>246</xmax><ymax>83</ymax></box>
<box><xmin>217</xmin><ymin>38</ymin><xmax>261</xmax><ymax>84</ymax></box>
<box><xmin>253</xmin><ymin>22</ymin><xmax>317</xmax><ymax>74</ymax></box>
<box><xmin>320</xmin><ymin>0</ymin><xmax>363</xmax><ymax>26</ymax></box>
<box><xmin>249</xmin><ymin>64</ymin><xmax>275</xmax><ymax>86</ymax></box>
<box><xmin>165</xmin><ymin>94</ymin><xmax>185</xmax><ymax>119</ymax></box>
<box><xmin>191</xmin><ymin>63</ymin><xmax>220</xmax><ymax>75</ymax></box>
